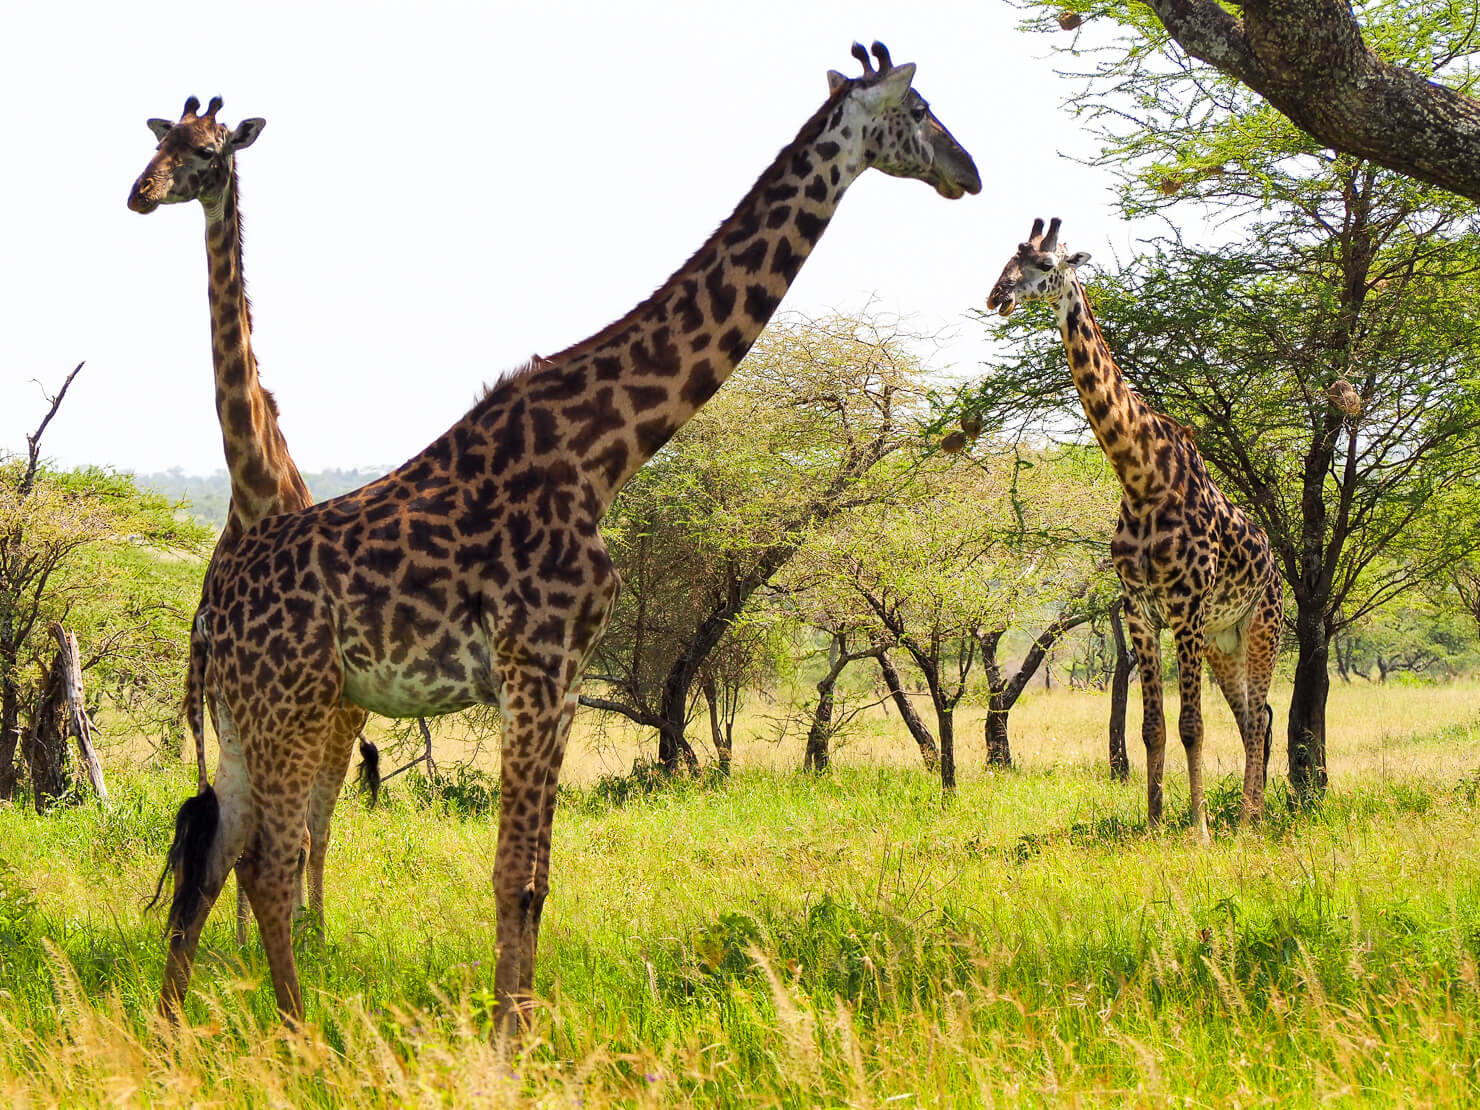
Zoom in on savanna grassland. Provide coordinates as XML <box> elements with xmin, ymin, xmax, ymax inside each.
<box><xmin>0</xmin><ymin>681</ymin><xmax>1477</xmax><ymax>1107</ymax></box>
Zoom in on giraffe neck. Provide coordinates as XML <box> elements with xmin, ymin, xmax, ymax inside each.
<box><xmin>202</xmin><ymin>171</ymin><xmax>311</xmax><ymax>533</ymax></box>
<box><xmin>510</xmin><ymin>87</ymin><xmax>869</xmax><ymax>509</ymax></box>
<box><xmin>1054</xmin><ymin>277</ymin><xmax>1165</xmax><ymax>504</ymax></box>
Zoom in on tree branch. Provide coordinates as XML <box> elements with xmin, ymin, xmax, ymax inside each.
<box><xmin>21</xmin><ymin>363</ymin><xmax>85</xmax><ymax>498</ymax></box>
<box><xmin>1146</xmin><ymin>0</ymin><xmax>1480</xmax><ymax>201</ymax></box>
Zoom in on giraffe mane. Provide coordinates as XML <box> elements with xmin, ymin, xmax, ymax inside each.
<box><xmin>472</xmin><ymin>358</ymin><xmax>549</xmax><ymax>406</ymax></box>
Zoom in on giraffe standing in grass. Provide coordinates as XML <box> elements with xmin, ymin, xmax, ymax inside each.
<box><xmin>987</xmin><ymin>218</ymin><xmax>1282</xmax><ymax>836</ymax></box>
<box><xmin>150</xmin><ymin>43</ymin><xmax>980</xmax><ymax>1031</ymax></box>
<box><xmin>127</xmin><ymin>97</ymin><xmax>377</xmax><ymax>942</ymax></box>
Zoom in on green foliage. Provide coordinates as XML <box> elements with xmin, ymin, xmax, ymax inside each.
<box><xmin>588</xmin><ymin>313</ymin><xmax>932</xmax><ymax>757</ymax></box>
<box><xmin>0</xmin><ymin>459</ymin><xmax>212</xmax><ymax>777</ymax></box>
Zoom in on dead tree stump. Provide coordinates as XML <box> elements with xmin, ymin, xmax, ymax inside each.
<box><xmin>21</xmin><ymin>623</ymin><xmax>107</xmax><ymax>810</ymax></box>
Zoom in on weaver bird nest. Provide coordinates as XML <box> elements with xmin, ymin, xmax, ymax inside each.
<box><xmin>1325</xmin><ymin>377</ymin><xmax>1362</xmax><ymax>418</ymax></box>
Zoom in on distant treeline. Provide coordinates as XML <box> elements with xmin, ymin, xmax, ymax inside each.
<box><xmin>133</xmin><ymin>467</ymin><xmax>394</xmax><ymax>528</ymax></box>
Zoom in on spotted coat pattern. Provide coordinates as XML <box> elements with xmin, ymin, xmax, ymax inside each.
<box><xmin>988</xmin><ymin>218</ymin><xmax>1283</xmax><ymax>836</ymax></box>
<box><xmin>127</xmin><ymin>98</ymin><xmax>368</xmax><ymax>949</ymax></box>
<box><xmin>149</xmin><ymin>45</ymin><xmax>980</xmax><ymax>1030</ymax></box>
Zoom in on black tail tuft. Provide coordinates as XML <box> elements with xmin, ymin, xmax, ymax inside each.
<box><xmin>357</xmin><ymin>736</ymin><xmax>381</xmax><ymax>807</ymax></box>
<box><xmin>1262</xmin><ymin>704</ymin><xmax>1275</xmax><ymax>782</ymax></box>
<box><xmin>149</xmin><ymin>787</ymin><xmax>220</xmax><ymax>935</ymax></box>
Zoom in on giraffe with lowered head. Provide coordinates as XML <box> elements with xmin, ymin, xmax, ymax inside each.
<box><xmin>152</xmin><ymin>43</ymin><xmax>980</xmax><ymax>1031</ymax></box>
<box><xmin>987</xmin><ymin>218</ymin><xmax>1282</xmax><ymax>836</ymax></box>
<box><xmin>126</xmin><ymin>96</ymin><xmax>379</xmax><ymax>943</ymax></box>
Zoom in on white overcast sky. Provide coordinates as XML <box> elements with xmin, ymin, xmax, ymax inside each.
<box><xmin>1</xmin><ymin>0</ymin><xmax>1176</xmax><ymax>477</ymax></box>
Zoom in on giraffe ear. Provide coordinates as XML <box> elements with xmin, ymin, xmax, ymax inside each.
<box><xmin>826</xmin><ymin>69</ymin><xmax>849</xmax><ymax>94</ymax></box>
<box><xmin>1066</xmin><ymin>250</ymin><xmax>1091</xmax><ymax>267</ymax></box>
<box><xmin>227</xmin><ymin>118</ymin><xmax>266</xmax><ymax>151</ymax></box>
<box><xmin>147</xmin><ymin>119</ymin><xmax>173</xmax><ymax>141</ymax></box>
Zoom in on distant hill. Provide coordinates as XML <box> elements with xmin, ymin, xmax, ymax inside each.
<box><xmin>133</xmin><ymin>467</ymin><xmax>394</xmax><ymax>528</ymax></box>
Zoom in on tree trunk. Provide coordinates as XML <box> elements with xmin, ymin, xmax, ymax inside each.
<box><xmin>702</xmin><ymin>676</ymin><xmax>732</xmax><ymax>776</ymax></box>
<box><xmin>875</xmin><ymin>650</ymin><xmax>939</xmax><ymax>770</ymax></box>
<box><xmin>984</xmin><ymin>702</ymin><xmax>1011</xmax><ymax>768</ymax></box>
<box><xmin>1108</xmin><ymin>599</ymin><xmax>1132</xmax><ymax>783</ymax></box>
<box><xmin>937</xmin><ymin>709</ymin><xmax>956</xmax><ymax>792</ymax></box>
<box><xmin>22</xmin><ymin>652</ymin><xmax>69</xmax><ymax>810</ymax></box>
<box><xmin>656</xmin><ymin>719</ymin><xmax>700</xmax><ymax>775</ymax></box>
<box><xmin>1288</xmin><ymin>602</ymin><xmax>1330</xmax><ymax>803</ymax></box>
<box><xmin>803</xmin><ymin>638</ymin><xmax>850</xmax><ymax>774</ymax></box>
<box><xmin>979</xmin><ymin>608</ymin><xmax>1093</xmax><ymax>773</ymax></box>
<box><xmin>0</xmin><ymin>676</ymin><xmax>19</xmax><ymax>801</ymax></box>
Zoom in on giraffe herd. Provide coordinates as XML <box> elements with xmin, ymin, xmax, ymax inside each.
<box><xmin>125</xmin><ymin>44</ymin><xmax>1281</xmax><ymax>1033</ymax></box>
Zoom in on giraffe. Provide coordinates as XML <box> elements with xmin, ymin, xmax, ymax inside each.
<box><xmin>986</xmin><ymin>218</ymin><xmax>1283</xmax><ymax>837</ymax></box>
<box><xmin>126</xmin><ymin>96</ymin><xmax>378</xmax><ymax>944</ymax></box>
<box><xmin>150</xmin><ymin>43</ymin><xmax>979</xmax><ymax>1031</ymax></box>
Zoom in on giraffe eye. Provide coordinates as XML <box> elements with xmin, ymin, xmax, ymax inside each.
<box><xmin>910</xmin><ymin>106</ymin><xmax>927</xmax><ymax>123</ymax></box>
<box><xmin>195</xmin><ymin>146</ymin><xmax>216</xmax><ymax>159</ymax></box>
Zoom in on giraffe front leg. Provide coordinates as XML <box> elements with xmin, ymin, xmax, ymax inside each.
<box><xmin>493</xmin><ymin>775</ymin><xmax>543</xmax><ymax>1039</ymax></box>
<box><xmin>518</xmin><ymin>686</ymin><xmax>586</xmax><ymax>1001</ymax></box>
<box><xmin>303</xmin><ymin>708</ymin><xmax>363</xmax><ymax>928</ymax></box>
<box><xmin>491</xmin><ymin>667</ymin><xmax>571</xmax><ymax>1041</ymax></box>
<box><xmin>1171</xmin><ymin>625</ymin><xmax>1210</xmax><ymax>842</ymax></box>
<box><xmin>518</xmin><ymin>764</ymin><xmax>562</xmax><ymax>1001</ymax></box>
<box><xmin>1123</xmin><ymin>600</ymin><xmax>1166</xmax><ymax>827</ymax></box>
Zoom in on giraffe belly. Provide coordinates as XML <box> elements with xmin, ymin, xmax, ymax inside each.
<box><xmin>340</xmin><ymin>644</ymin><xmax>500</xmax><ymax>719</ymax></box>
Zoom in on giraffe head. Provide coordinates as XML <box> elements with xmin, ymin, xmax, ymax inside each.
<box><xmin>986</xmin><ymin>218</ymin><xmax>1092</xmax><ymax>316</ymax></box>
<box><xmin>826</xmin><ymin>42</ymin><xmax>980</xmax><ymax>200</ymax></box>
<box><xmin>127</xmin><ymin>96</ymin><xmax>264</xmax><ymax>214</ymax></box>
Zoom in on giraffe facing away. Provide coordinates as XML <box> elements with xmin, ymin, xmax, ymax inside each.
<box><xmin>126</xmin><ymin>97</ymin><xmax>378</xmax><ymax>943</ymax></box>
<box><xmin>986</xmin><ymin>218</ymin><xmax>1283</xmax><ymax>837</ymax></box>
<box><xmin>151</xmin><ymin>42</ymin><xmax>979</xmax><ymax>1031</ymax></box>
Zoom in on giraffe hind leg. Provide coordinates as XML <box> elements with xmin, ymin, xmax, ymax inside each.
<box><xmin>235</xmin><ymin>822</ymin><xmax>311</xmax><ymax>945</ymax></box>
<box><xmin>237</xmin><ymin>819</ymin><xmax>310</xmax><ymax>1023</ymax></box>
<box><xmin>1207</xmin><ymin>608</ymin><xmax>1280</xmax><ymax>827</ymax></box>
<box><xmin>156</xmin><ymin>715</ymin><xmax>253</xmax><ymax>1019</ymax></box>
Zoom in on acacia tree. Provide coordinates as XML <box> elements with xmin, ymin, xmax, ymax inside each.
<box><xmin>0</xmin><ymin>368</ymin><xmax>210</xmax><ymax>798</ymax></box>
<box><xmin>794</xmin><ymin>447</ymin><xmax>1111</xmax><ymax>789</ymax></box>
<box><xmin>974</xmin><ymin>7</ymin><xmax>1480</xmax><ymax>799</ymax></box>
<box><xmin>582</xmin><ymin>313</ymin><xmax>929</xmax><ymax>773</ymax></box>
<box><xmin>970</xmin><ymin>450</ymin><xmax>1115</xmax><ymax>768</ymax></box>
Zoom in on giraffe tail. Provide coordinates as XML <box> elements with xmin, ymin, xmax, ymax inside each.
<box><xmin>1262</xmin><ymin>704</ymin><xmax>1274</xmax><ymax>782</ymax></box>
<box><xmin>182</xmin><ymin>608</ymin><xmax>210</xmax><ymax>795</ymax></box>
<box><xmin>357</xmin><ymin>735</ymin><xmax>381</xmax><ymax>806</ymax></box>
<box><xmin>148</xmin><ymin>786</ymin><xmax>220</xmax><ymax>938</ymax></box>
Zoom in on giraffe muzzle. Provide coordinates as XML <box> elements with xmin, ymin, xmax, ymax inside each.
<box><xmin>127</xmin><ymin>180</ymin><xmax>162</xmax><ymax>214</ymax></box>
<box><xmin>986</xmin><ymin>285</ymin><xmax>1017</xmax><ymax>317</ymax></box>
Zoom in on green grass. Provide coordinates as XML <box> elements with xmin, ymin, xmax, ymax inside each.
<box><xmin>0</xmin><ymin>688</ymin><xmax>1477</xmax><ymax>1106</ymax></box>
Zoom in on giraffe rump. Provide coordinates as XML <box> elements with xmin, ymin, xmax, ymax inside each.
<box><xmin>149</xmin><ymin>787</ymin><xmax>220</xmax><ymax>938</ymax></box>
